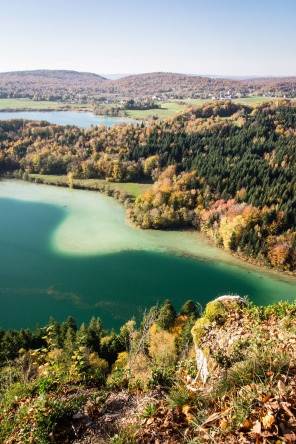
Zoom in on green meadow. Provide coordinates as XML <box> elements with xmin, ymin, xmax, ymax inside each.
<box><xmin>124</xmin><ymin>107</ymin><xmax>177</xmax><ymax>119</ymax></box>
<box><xmin>29</xmin><ymin>174</ymin><xmax>152</xmax><ymax>198</ymax></box>
<box><xmin>233</xmin><ymin>96</ymin><xmax>278</xmax><ymax>104</ymax></box>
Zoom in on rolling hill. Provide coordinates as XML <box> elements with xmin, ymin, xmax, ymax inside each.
<box><xmin>0</xmin><ymin>70</ymin><xmax>107</xmax><ymax>100</ymax></box>
<box><xmin>0</xmin><ymin>69</ymin><xmax>296</xmax><ymax>100</ymax></box>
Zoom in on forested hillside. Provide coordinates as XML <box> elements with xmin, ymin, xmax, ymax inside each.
<box><xmin>103</xmin><ymin>72</ymin><xmax>245</xmax><ymax>97</ymax></box>
<box><xmin>1</xmin><ymin>100</ymin><xmax>296</xmax><ymax>271</ymax></box>
<box><xmin>1</xmin><ymin>70</ymin><xmax>296</xmax><ymax>100</ymax></box>
<box><xmin>0</xmin><ymin>70</ymin><xmax>107</xmax><ymax>101</ymax></box>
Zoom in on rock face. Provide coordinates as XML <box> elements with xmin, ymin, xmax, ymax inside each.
<box><xmin>214</xmin><ymin>295</ymin><xmax>248</xmax><ymax>306</ymax></box>
<box><xmin>190</xmin><ymin>295</ymin><xmax>248</xmax><ymax>386</ymax></box>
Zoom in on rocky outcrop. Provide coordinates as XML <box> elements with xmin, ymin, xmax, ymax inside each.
<box><xmin>190</xmin><ymin>295</ymin><xmax>248</xmax><ymax>386</ymax></box>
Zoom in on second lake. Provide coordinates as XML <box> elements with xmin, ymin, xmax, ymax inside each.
<box><xmin>0</xmin><ymin>111</ymin><xmax>138</xmax><ymax>129</ymax></box>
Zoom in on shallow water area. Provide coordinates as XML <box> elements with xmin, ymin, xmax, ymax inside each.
<box><xmin>0</xmin><ymin>180</ymin><xmax>295</xmax><ymax>330</ymax></box>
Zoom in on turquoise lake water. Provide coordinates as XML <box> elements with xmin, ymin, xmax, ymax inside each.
<box><xmin>0</xmin><ymin>180</ymin><xmax>295</xmax><ymax>331</ymax></box>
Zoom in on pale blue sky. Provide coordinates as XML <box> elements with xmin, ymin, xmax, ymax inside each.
<box><xmin>1</xmin><ymin>0</ymin><xmax>295</xmax><ymax>76</ymax></box>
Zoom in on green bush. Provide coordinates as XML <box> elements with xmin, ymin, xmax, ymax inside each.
<box><xmin>147</xmin><ymin>367</ymin><xmax>174</xmax><ymax>388</ymax></box>
<box><xmin>31</xmin><ymin>376</ymin><xmax>56</xmax><ymax>395</ymax></box>
<box><xmin>33</xmin><ymin>395</ymin><xmax>86</xmax><ymax>443</ymax></box>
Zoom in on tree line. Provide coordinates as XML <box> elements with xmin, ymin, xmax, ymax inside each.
<box><xmin>0</xmin><ymin>299</ymin><xmax>197</xmax><ymax>369</ymax></box>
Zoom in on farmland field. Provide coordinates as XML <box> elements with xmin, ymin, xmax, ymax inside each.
<box><xmin>124</xmin><ymin>107</ymin><xmax>177</xmax><ymax>119</ymax></box>
<box><xmin>233</xmin><ymin>96</ymin><xmax>278</xmax><ymax>104</ymax></box>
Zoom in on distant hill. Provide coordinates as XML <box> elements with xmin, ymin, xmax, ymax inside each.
<box><xmin>0</xmin><ymin>70</ymin><xmax>107</xmax><ymax>100</ymax></box>
<box><xmin>0</xmin><ymin>69</ymin><xmax>295</xmax><ymax>100</ymax></box>
<box><xmin>99</xmin><ymin>72</ymin><xmax>296</xmax><ymax>98</ymax></box>
<box><xmin>245</xmin><ymin>76</ymin><xmax>296</xmax><ymax>84</ymax></box>
<box><xmin>245</xmin><ymin>76</ymin><xmax>296</xmax><ymax>96</ymax></box>
<box><xmin>103</xmin><ymin>72</ymin><xmax>244</xmax><ymax>97</ymax></box>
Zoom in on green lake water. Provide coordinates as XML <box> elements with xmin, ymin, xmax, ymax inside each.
<box><xmin>0</xmin><ymin>180</ymin><xmax>295</xmax><ymax>331</ymax></box>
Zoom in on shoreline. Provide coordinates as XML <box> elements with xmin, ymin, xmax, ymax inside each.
<box><xmin>194</xmin><ymin>230</ymin><xmax>296</xmax><ymax>283</ymax></box>
<box><xmin>2</xmin><ymin>173</ymin><xmax>296</xmax><ymax>284</ymax></box>
<box><xmin>0</xmin><ymin>106</ymin><xmax>91</xmax><ymax>113</ymax></box>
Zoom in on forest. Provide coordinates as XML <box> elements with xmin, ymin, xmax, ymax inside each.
<box><xmin>1</xmin><ymin>100</ymin><xmax>296</xmax><ymax>271</ymax></box>
<box><xmin>1</xmin><ymin>70</ymin><xmax>296</xmax><ymax>100</ymax></box>
<box><xmin>0</xmin><ymin>300</ymin><xmax>196</xmax><ymax>369</ymax></box>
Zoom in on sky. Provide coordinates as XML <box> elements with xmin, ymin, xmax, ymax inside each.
<box><xmin>0</xmin><ymin>0</ymin><xmax>295</xmax><ymax>77</ymax></box>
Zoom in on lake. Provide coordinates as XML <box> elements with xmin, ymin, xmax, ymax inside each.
<box><xmin>0</xmin><ymin>111</ymin><xmax>138</xmax><ymax>129</ymax></box>
<box><xmin>0</xmin><ymin>180</ymin><xmax>295</xmax><ymax>331</ymax></box>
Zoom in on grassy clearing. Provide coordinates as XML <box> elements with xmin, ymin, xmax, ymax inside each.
<box><xmin>159</xmin><ymin>102</ymin><xmax>186</xmax><ymax>112</ymax></box>
<box><xmin>233</xmin><ymin>96</ymin><xmax>278</xmax><ymax>104</ymax></box>
<box><xmin>125</xmin><ymin>102</ymin><xmax>187</xmax><ymax>120</ymax></box>
<box><xmin>113</xmin><ymin>181</ymin><xmax>152</xmax><ymax>197</ymax></box>
<box><xmin>29</xmin><ymin>174</ymin><xmax>152</xmax><ymax>198</ymax></box>
<box><xmin>177</xmin><ymin>98</ymin><xmax>208</xmax><ymax>106</ymax></box>
<box><xmin>125</xmin><ymin>108</ymin><xmax>177</xmax><ymax>120</ymax></box>
<box><xmin>0</xmin><ymin>98</ymin><xmax>89</xmax><ymax>110</ymax></box>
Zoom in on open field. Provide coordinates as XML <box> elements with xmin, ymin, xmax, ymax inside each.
<box><xmin>0</xmin><ymin>99</ymin><xmax>89</xmax><ymax>110</ymax></box>
<box><xmin>177</xmin><ymin>98</ymin><xmax>208</xmax><ymax>106</ymax></box>
<box><xmin>124</xmin><ymin>107</ymin><xmax>177</xmax><ymax>120</ymax></box>
<box><xmin>125</xmin><ymin>101</ymin><xmax>187</xmax><ymax>120</ymax></box>
<box><xmin>160</xmin><ymin>102</ymin><xmax>187</xmax><ymax>111</ymax></box>
<box><xmin>233</xmin><ymin>96</ymin><xmax>278</xmax><ymax>104</ymax></box>
<box><xmin>29</xmin><ymin>174</ymin><xmax>152</xmax><ymax>198</ymax></box>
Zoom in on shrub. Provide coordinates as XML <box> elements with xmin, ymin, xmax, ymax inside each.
<box><xmin>89</xmin><ymin>352</ymin><xmax>109</xmax><ymax>375</ymax></box>
<box><xmin>130</xmin><ymin>352</ymin><xmax>150</xmax><ymax>380</ymax></box>
<box><xmin>205</xmin><ymin>301</ymin><xmax>225</xmax><ymax>322</ymax></box>
<box><xmin>142</xmin><ymin>401</ymin><xmax>158</xmax><ymax>417</ymax></box>
<box><xmin>148</xmin><ymin>367</ymin><xmax>174</xmax><ymax>388</ymax></box>
<box><xmin>191</xmin><ymin>317</ymin><xmax>210</xmax><ymax>346</ymax></box>
<box><xmin>149</xmin><ymin>331</ymin><xmax>177</xmax><ymax>368</ymax></box>
<box><xmin>31</xmin><ymin>376</ymin><xmax>56</xmax><ymax>395</ymax></box>
<box><xmin>168</xmin><ymin>385</ymin><xmax>192</xmax><ymax>408</ymax></box>
<box><xmin>33</xmin><ymin>395</ymin><xmax>86</xmax><ymax>443</ymax></box>
<box><xmin>192</xmin><ymin>300</ymin><xmax>228</xmax><ymax>346</ymax></box>
<box><xmin>112</xmin><ymin>351</ymin><xmax>128</xmax><ymax>372</ymax></box>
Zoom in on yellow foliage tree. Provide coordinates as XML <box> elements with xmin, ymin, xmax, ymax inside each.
<box><xmin>149</xmin><ymin>331</ymin><xmax>177</xmax><ymax>368</ymax></box>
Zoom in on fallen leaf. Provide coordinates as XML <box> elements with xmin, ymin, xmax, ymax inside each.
<box><xmin>262</xmin><ymin>414</ymin><xmax>276</xmax><ymax>429</ymax></box>
<box><xmin>220</xmin><ymin>420</ymin><xmax>228</xmax><ymax>430</ymax></box>
<box><xmin>182</xmin><ymin>405</ymin><xmax>191</xmax><ymax>416</ymax></box>
<box><xmin>278</xmin><ymin>380</ymin><xmax>287</xmax><ymax>395</ymax></box>
<box><xmin>283</xmin><ymin>430</ymin><xmax>296</xmax><ymax>441</ymax></box>
<box><xmin>186</xmin><ymin>413</ymin><xmax>195</xmax><ymax>423</ymax></box>
<box><xmin>203</xmin><ymin>412</ymin><xmax>223</xmax><ymax>425</ymax></box>
<box><xmin>280</xmin><ymin>402</ymin><xmax>295</xmax><ymax>419</ymax></box>
<box><xmin>252</xmin><ymin>420</ymin><xmax>262</xmax><ymax>435</ymax></box>
<box><xmin>241</xmin><ymin>419</ymin><xmax>252</xmax><ymax>430</ymax></box>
